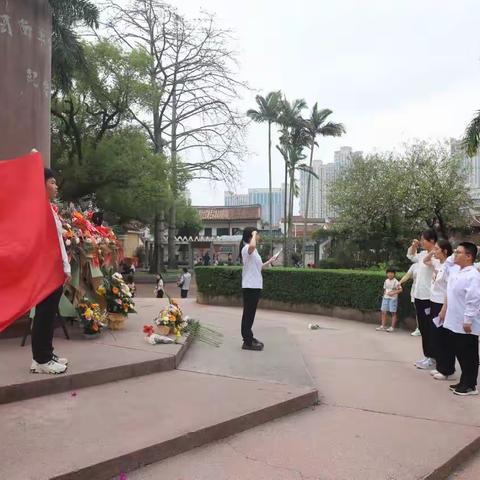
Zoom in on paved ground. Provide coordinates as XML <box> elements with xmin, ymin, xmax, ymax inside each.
<box><xmin>127</xmin><ymin>300</ymin><xmax>480</xmax><ymax>480</ymax></box>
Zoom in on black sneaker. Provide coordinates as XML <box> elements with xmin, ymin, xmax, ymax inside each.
<box><xmin>449</xmin><ymin>383</ymin><xmax>461</xmax><ymax>392</ymax></box>
<box><xmin>242</xmin><ymin>341</ymin><xmax>263</xmax><ymax>351</ymax></box>
<box><xmin>453</xmin><ymin>385</ymin><xmax>479</xmax><ymax>396</ymax></box>
<box><xmin>252</xmin><ymin>338</ymin><xmax>264</xmax><ymax>348</ymax></box>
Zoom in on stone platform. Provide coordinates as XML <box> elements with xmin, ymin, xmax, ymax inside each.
<box><xmin>0</xmin><ymin>298</ymin><xmax>318</xmax><ymax>480</ymax></box>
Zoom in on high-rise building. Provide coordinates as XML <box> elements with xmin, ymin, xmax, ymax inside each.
<box><xmin>300</xmin><ymin>146</ymin><xmax>362</xmax><ymax>220</ymax></box>
<box><xmin>224</xmin><ymin>188</ymin><xmax>283</xmax><ymax>226</ymax></box>
<box><xmin>248</xmin><ymin>188</ymin><xmax>283</xmax><ymax>226</ymax></box>
<box><xmin>224</xmin><ymin>191</ymin><xmax>249</xmax><ymax>206</ymax></box>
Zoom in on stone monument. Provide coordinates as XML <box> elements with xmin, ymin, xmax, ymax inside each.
<box><xmin>0</xmin><ymin>0</ymin><xmax>51</xmax><ymax>165</ymax></box>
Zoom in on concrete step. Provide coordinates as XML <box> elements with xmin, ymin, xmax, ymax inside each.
<box><xmin>0</xmin><ymin>369</ymin><xmax>318</xmax><ymax>480</ymax></box>
<box><xmin>0</xmin><ymin>311</ymin><xmax>192</xmax><ymax>404</ymax></box>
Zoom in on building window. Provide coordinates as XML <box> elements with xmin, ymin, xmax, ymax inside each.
<box><xmin>204</xmin><ymin>228</ymin><xmax>212</xmax><ymax>237</ymax></box>
<box><xmin>217</xmin><ymin>227</ymin><xmax>229</xmax><ymax>236</ymax></box>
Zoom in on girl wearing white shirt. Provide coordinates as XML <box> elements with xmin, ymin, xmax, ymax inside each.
<box><xmin>407</xmin><ymin>229</ymin><xmax>437</xmax><ymax>370</ymax></box>
<box><xmin>240</xmin><ymin>227</ymin><xmax>277</xmax><ymax>351</ymax></box>
<box><xmin>423</xmin><ymin>239</ymin><xmax>455</xmax><ymax>380</ymax></box>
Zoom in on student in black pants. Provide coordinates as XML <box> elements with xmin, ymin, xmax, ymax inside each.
<box><xmin>407</xmin><ymin>229</ymin><xmax>438</xmax><ymax>370</ymax></box>
<box><xmin>440</xmin><ymin>242</ymin><xmax>480</xmax><ymax>396</ymax></box>
<box><xmin>423</xmin><ymin>239</ymin><xmax>455</xmax><ymax>380</ymax></box>
<box><xmin>30</xmin><ymin>169</ymin><xmax>70</xmax><ymax>375</ymax></box>
<box><xmin>239</xmin><ymin>227</ymin><xmax>277</xmax><ymax>351</ymax></box>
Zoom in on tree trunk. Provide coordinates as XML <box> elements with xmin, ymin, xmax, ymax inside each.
<box><xmin>302</xmin><ymin>141</ymin><xmax>315</xmax><ymax>266</ymax></box>
<box><xmin>283</xmin><ymin>160</ymin><xmax>288</xmax><ymax>267</ymax></box>
<box><xmin>167</xmin><ymin>80</ymin><xmax>178</xmax><ymax>269</ymax></box>
<box><xmin>168</xmin><ymin>203</ymin><xmax>177</xmax><ymax>268</ymax></box>
<box><xmin>288</xmin><ymin>168</ymin><xmax>295</xmax><ymax>245</ymax></box>
<box><xmin>268</xmin><ymin>121</ymin><xmax>273</xmax><ymax>255</ymax></box>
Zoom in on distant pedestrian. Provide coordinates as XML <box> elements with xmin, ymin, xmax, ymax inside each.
<box><xmin>154</xmin><ymin>274</ymin><xmax>164</xmax><ymax>298</ymax></box>
<box><xmin>178</xmin><ymin>268</ymin><xmax>192</xmax><ymax>298</ymax></box>
<box><xmin>126</xmin><ymin>274</ymin><xmax>136</xmax><ymax>298</ymax></box>
<box><xmin>203</xmin><ymin>252</ymin><xmax>211</xmax><ymax>266</ymax></box>
<box><xmin>376</xmin><ymin>267</ymin><xmax>402</xmax><ymax>332</ymax></box>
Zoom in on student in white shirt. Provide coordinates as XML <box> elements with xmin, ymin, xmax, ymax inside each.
<box><xmin>178</xmin><ymin>268</ymin><xmax>192</xmax><ymax>298</ymax></box>
<box><xmin>423</xmin><ymin>239</ymin><xmax>455</xmax><ymax>380</ymax></box>
<box><xmin>399</xmin><ymin>263</ymin><xmax>420</xmax><ymax>336</ymax></box>
<box><xmin>30</xmin><ymin>169</ymin><xmax>70</xmax><ymax>375</ymax></box>
<box><xmin>407</xmin><ymin>229</ymin><xmax>437</xmax><ymax>370</ymax></box>
<box><xmin>376</xmin><ymin>268</ymin><xmax>402</xmax><ymax>332</ymax></box>
<box><xmin>439</xmin><ymin>242</ymin><xmax>480</xmax><ymax>396</ymax></box>
<box><xmin>240</xmin><ymin>227</ymin><xmax>277</xmax><ymax>351</ymax></box>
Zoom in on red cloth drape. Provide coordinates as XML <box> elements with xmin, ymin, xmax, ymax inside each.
<box><xmin>0</xmin><ymin>152</ymin><xmax>65</xmax><ymax>332</ymax></box>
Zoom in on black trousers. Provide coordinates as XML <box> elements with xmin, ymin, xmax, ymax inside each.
<box><xmin>448</xmin><ymin>330</ymin><xmax>479</xmax><ymax>389</ymax></box>
<box><xmin>241</xmin><ymin>288</ymin><xmax>261</xmax><ymax>344</ymax></box>
<box><xmin>31</xmin><ymin>286</ymin><xmax>63</xmax><ymax>364</ymax></box>
<box><xmin>430</xmin><ymin>302</ymin><xmax>455</xmax><ymax>375</ymax></box>
<box><xmin>414</xmin><ymin>298</ymin><xmax>435</xmax><ymax>358</ymax></box>
<box><xmin>180</xmin><ymin>289</ymin><xmax>188</xmax><ymax>299</ymax></box>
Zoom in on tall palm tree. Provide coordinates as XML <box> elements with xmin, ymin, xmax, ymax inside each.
<box><xmin>276</xmin><ymin>98</ymin><xmax>308</xmax><ymax>265</ymax></box>
<box><xmin>463</xmin><ymin>110</ymin><xmax>480</xmax><ymax>157</ymax></box>
<box><xmin>49</xmin><ymin>0</ymin><xmax>99</xmax><ymax>91</ymax></box>
<box><xmin>247</xmin><ymin>91</ymin><xmax>282</xmax><ymax>254</ymax></box>
<box><xmin>302</xmin><ymin>104</ymin><xmax>345</xmax><ymax>265</ymax></box>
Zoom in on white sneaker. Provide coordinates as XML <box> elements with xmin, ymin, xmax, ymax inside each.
<box><xmin>30</xmin><ymin>360</ymin><xmax>67</xmax><ymax>374</ymax></box>
<box><xmin>386</xmin><ymin>327</ymin><xmax>395</xmax><ymax>333</ymax></box>
<box><xmin>414</xmin><ymin>357</ymin><xmax>428</xmax><ymax>367</ymax></box>
<box><xmin>376</xmin><ymin>325</ymin><xmax>387</xmax><ymax>331</ymax></box>
<box><xmin>411</xmin><ymin>328</ymin><xmax>421</xmax><ymax>336</ymax></box>
<box><xmin>433</xmin><ymin>372</ymin><xmax>450</xmax><ymax>381</ymax></box>
<box><xmin>430</xmin><ymin>369</ymin><xmax>439</xmax><ymax>376</ymax></box>
<box><xmin>415</xmin><ymin>358</ymin><xmax>435</xmax><ymax>370</ymax></box>
<box><xmin>52</xmin><ymin>354</ymin><xmax>68</xmax><ymax>366</ymax></box>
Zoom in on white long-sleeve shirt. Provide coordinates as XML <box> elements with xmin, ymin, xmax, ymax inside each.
<box><xmin>407</xmin><ymin>250</ymin><xmax>434</xmax><ymax>300</ymax></box>
<box><xmin>444</xmin><ymin>265</ymin><xmax>480</xmax><ymax>335</ymax></box>
<box><xmin>52</xmin><ymin>207</ymin><xmax>71</xmax><ymax>275</ymax></box>
<box><xmin>430</xmin><ymin>258</ymin><xmax>458</xmax><ymax>304</ymax></box>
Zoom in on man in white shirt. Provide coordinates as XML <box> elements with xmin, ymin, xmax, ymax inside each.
<box><xmin>30</xmin><ymin>169</ymin><xmax>70</xmax><ymax>375</ymax></box>
<box><xmin>440</xmin><ymin>242</ymin><xmax>480</xmax><ymax>396</ymax></box>
<box><xmin>178</xmin><ymin>268</ymin><xmax>192</xmax><ymax>298</ymax></box>
<box><xmin>407</xmin><ymin>229</ymin><xmax>437</xmax><ymax>369</ymax></box>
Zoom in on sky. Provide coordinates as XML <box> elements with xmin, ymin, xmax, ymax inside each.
<box><xmin>113</xmin><ymin>0</ymin><xmax>480</xmax><ymax>208</ymax></box>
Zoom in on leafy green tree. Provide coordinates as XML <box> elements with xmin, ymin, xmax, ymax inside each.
<box><xmin>463</xmin><ymin>110</ymin><xmax>480</xmax><ymax>157</ymax></box>
<box><xmin>49</xmin><ymin>0</ymin><xmax>99</xmax><ymax>91</ymax></box>
<box><xmin>328</xmin><ymin>141</ymin><xmax>471</xmax><ymax>267</ymax></box>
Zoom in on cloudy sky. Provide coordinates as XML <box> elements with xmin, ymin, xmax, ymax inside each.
<box><xmin>123</xmin><ymin>0</ymin><xmax>480</xmax><ymax>207</ymax></box>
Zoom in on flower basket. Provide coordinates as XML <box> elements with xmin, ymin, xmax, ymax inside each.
<box><xmin>108</xmin><ymin>312</ymin><xmax>126</xmax><ymax>330</ymax></box>
<box><xmin>156</xmin><ymin>325</ymin><xmax>170</xmax><ymax>336</ymax></box>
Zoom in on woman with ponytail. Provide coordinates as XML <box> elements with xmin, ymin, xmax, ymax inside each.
<box><xmin>239</xmin><ymin>227</ymin><xmax>277</xmax><ymax>351</ymax></box>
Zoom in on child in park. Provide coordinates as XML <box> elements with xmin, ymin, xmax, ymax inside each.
<box><xmin>126</xmin><ymin>274</ymin><xmax>136</xmax><ymax>298</ymax></box>
<box><xmin>376</xmin><ymin>267</ymin><xmax>402</xmax><ymax>332</ymax></box>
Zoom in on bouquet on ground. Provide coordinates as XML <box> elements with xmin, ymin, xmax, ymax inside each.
<box><xmin>142</xmin><ymin>325</ymin><xmax>175</xmax><ymax>345</ymax></box>
<box><xmin>154</xmin><ymin>299</ymin><xmax>188</xmax><ymax>338</ymax></box>
<box><xmin>77</xmin><ymin>297</ymin><xmax>107</xmax><ymax>335</ymax></box>
<box><xmin>97</xmin><ymin>272</ymin><xmax>136</xmax><ymax>316</ymax></box>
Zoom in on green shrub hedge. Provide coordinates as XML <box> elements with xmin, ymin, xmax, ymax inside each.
<box><xmin>195</xmin><ymin>267</ymin><xmax>414</xmax><ymax>318</ymax></box>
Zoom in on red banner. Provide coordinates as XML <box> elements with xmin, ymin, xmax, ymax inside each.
<box><xmin>0</xmin><ymin>152</ymin><xmax>65</xmax><ymax>331</ymax></box>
